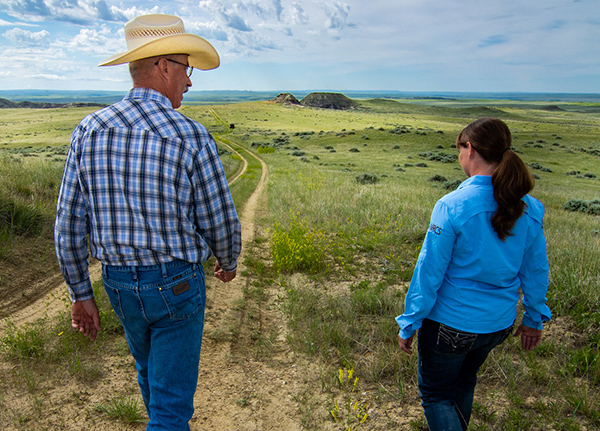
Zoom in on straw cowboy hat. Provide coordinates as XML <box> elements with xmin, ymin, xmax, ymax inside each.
<box><xmin>99</xmin><ymin>14</ymin><xmax>219</xmax><ymax>70</ymax></box>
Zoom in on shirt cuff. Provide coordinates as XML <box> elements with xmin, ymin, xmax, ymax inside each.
<box><xmin>521</xmin><ymin>313</ymin><xmax>545</xmax><ymax>330</ymax></box>
<box><xmin>399</xmin><ymin>327</ymin><xmax>416</xmax><ymax>340</ymax></box>
<box><xmin>68</xmin><ymin>279</ymin><xmax>94</xmax><ymax>302</ymax></box>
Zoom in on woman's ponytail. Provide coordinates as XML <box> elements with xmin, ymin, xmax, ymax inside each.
<box><xmin>458</xmin><ymin>118</ymin><xmax>534</xmax><ymax>241</ymax></box>
<box><xmin>491</xmin><ymin>149</ymin><xmax>534</xmax><ymax>240</ymax></box>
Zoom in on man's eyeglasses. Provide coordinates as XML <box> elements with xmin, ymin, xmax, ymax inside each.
<box><xmin>155</xmin><ymin>58</ymin><xmax>194</xmax><ymax>77</ymax></box>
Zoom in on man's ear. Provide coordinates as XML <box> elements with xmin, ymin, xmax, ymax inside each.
<box><xmin>155</xmin><ymin>57</ymin><xmax>171</xmax><ymax>80</ymax></box>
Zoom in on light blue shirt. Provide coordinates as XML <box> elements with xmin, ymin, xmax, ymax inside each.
<box><xmin>396</xmin><ymin>175</ymin><xmax>551</xmax><ymax>340</ymax></box>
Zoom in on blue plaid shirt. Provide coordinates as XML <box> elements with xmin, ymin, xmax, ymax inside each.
<box><xmin>55</xmin><ymin>88</ymin><xmax>241</xmax><ymax>301</ymax></box>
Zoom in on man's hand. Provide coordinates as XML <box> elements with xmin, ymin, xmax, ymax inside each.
<box><xmin>398</xmin><ymin>334</ymin><xmax>415</xmax><ymax>355</ymax></box>
<box><xmin>71</xmin><ymin>299</ymin><xmax>102</xmax><ymax>342</ymax></box>
<box><xmin>513</xmin><ymin>324</ymin><xmax>542</xmax><ymax>351</ymax></box>
<box><xmin>214</xmin><ymin>261</ymin><xmax>236</xmax><ymax>283</ymax></box>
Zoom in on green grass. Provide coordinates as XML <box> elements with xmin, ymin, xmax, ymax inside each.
<box><xmin>271</xmin><ymin>211</ymin><xmax>326</xmax><ymax>273</ymax></box>
<box><xmin>1</xmin><ymin>98</ymin><xmax>599</xmax><ymax>429</ymax></box>
<box><xmin>0</xmin><ymin>107</ymin><xmax>98</xmax><ymax>148</ymax></box>
<box><xmin>211</xmin><ymin>97</ymin><xmax>600</xmax><ymax>429</ymax></box>
<box><xmin>95</xmin><ymin>395</ymin><xmax>145</xmax><ymax>423</ymax></box>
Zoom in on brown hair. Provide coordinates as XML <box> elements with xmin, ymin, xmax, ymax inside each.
<box><xmin>456</xmin><ymin>117</ymin><xmax>534</xmax><ymax>241</ymax></box>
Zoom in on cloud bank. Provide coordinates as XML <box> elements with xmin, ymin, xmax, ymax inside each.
<box><xmin>0</xmin><ymin>0</ymin><xmax>598</xmax><ymax>92</ymax></box>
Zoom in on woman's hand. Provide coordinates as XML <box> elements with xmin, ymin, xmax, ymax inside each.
<box><xmin>513</xmin><ymin>324</ymin><xmax>542</xmax><ymax>351</ymax></box>
<box><xmin>398</xmin><ymin>334</ymin><xmax>415</xmax><ymax>355</ymax></box>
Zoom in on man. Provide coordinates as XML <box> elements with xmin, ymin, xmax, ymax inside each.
<box><xmin>54</xmin><ymin>14</ymin><xmax>242</xmax><ymax>430</ymax></box>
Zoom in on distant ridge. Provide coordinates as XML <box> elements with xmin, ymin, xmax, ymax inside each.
<box><xmin>0</xmin><ymin>97</ymin><xmax>104</xmax><ymax>109</ymax></box>
<box><xmin>1</xmin><ymin>90</ymin><xmax>599</xmax><ymax>105</ymax></box>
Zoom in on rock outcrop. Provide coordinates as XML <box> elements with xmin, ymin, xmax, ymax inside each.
<box><xmin>300</xmin><ymin>92</ymin><xmax>357</xmax><ymax>110</ymax></box>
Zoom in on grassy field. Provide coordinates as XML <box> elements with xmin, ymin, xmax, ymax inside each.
<box><xmin>196</xmin><ymin>98</ymin><xmax>600</xmax><ymax>429</ymax></box>
<box><xmin>1</xmin><ymin>96</ymin><xmax>599</xmax><ymax>430</ymax></box>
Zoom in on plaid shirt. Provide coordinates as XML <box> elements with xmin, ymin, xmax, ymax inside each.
<box><xmin>55</xmin><ymin>88</ymin><xmax>241</xmax><ymax>302</ymax></box>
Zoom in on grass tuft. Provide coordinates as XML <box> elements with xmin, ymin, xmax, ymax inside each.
<box><xmin>95</xmin><ymin>395</ymin><xmax>145</xmax><ymax>423</ymax></box>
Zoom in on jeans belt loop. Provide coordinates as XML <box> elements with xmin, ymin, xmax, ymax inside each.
<box><xmin>161</xmin><ymin>262</ymin><xmax>168</xmax><ymax>278</ymax></box>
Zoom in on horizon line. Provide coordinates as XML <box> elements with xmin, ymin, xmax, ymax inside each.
<box><xmin>1</xmin><ymin>89</ymin><xmax>600</xmax><ymax>96</ymax></box>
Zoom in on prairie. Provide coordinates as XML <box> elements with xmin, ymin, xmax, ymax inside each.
<box><xmin>1</xmin><ymin>95</ymin><xmax>599</xmax><ymax>430</ymax></box>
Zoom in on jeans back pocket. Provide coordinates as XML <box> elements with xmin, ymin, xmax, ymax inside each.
<box><xmin>436</xmin><ymin>323</ymin><xmax>478</xmax><ymax>354</ymax></box>
<box><xmin>158</xmin><ymin>270</ymin><xmax>205</xmax><ymax>320</ymax></box>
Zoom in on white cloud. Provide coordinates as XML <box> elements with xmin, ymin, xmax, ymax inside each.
<box><xmin>0</xmin><ymin>18</ymin><xmax>36</xmax><ymax>26</ymax></box>
<box><xmin>3</xmin><ymin>27</ymin><xmax>49</xmax><ymax>46</ymax></box>
<box><xmin>59</xmin><ymin>24</ymin><xmax>123</xmax><ymax>56</ymax></box>
<box><xmin>222</xmin><ymin>13</ymin><xmax>253</xmax><ymax>31</ymax></box>
<box><xmin>1</xmin><ymin>0</ymin><xmax>598</xmax><ymax>92</ymax></box>
<box><xmin>109</xmin><ymin>5</ymin><xmax>162</xmax><ymax>21</ymax></box>
<box><xmin>27</xmin><ymin>73</ymin><xmax>67</xmax><ymax>80</ymax></box>
<box><xmin>186</xmin><ymin>20</ymin><xmax>229</xmax><ymax>42</ymax></box>
<box><xmin>290</xmin><ymin>3</ymin><xmax>309</xmax><ymax>25</ymax></box>
<box><xmin>0</xmin><ymin>0</ymin><xmax>134</xmax><ymax>24</ymax></box>
<box><xmin>321</xmin><ymin>1</ymin><xmax>353</xmax><ymax>31</ymax></box>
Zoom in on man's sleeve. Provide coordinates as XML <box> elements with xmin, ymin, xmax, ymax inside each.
<box><xmin>396</xmin><ymin>201</ymin><xmax>456</xmax><ymax>339</ymax></box>
<box><xmin>191</xmin><ymin>136</ymin><xmax>242</xmax><ymax>271</ymax></box>
<box><xmin>54</xmin><ymin>130</ymin><xmax>94</xmax><ymax>302</ymax></box>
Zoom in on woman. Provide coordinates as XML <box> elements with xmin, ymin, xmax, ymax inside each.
<box><xmin>396</xmin><ymin>118</ymin><xmax>551</xmax><ymax>431</ymax></box>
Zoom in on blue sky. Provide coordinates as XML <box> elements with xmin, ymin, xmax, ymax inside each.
<box><xmin>0</xmin><ymin>0</ymin><xmax>598</xmax><ymax>93</ymax></box>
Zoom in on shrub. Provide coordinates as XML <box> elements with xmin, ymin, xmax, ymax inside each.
<box><xmin>271</xmin><ymin>212</ymin><xmax>325</xmax><ymax>273</ymax></box>
<box><xmin>443</xmin><ymin>180</ymin><xmax>462</xmax><ymax>190</ymax></box>
<box><xmin>257</xmin><ymin>146</ymin><xmax>276</xmax><ymax>154</ymax></box>
<box><xmin>389</xmin><ymin>126</ymin><xmax>410</xmax><ymax>134</ymax></box>
<box><xmin>355</xmin><ymin>173</ymin><xmax>380</xmax><ymax>185</ymax></box>
<box><xmin>428</xmin><ymin>174</ymin><xmax>448</xmax><ymax>183</ymax></box>
<box><xmin>417</xmin><ymin>151</ymin><xmax>457</xmax><ymax>163</ymax></box>
<box><xmin>589</xmin><ymin>202</ymin><xmax>600</xmax><ymax>215</ymax></box>
<box><xmin>563</xmin><ymin>199</ymin><xmax>600</xmax><ymax>216</ymax></box>
<box><xmin>0</xmin><ymin>196</ymin><xmax>44</xmax><ymax>236</ymax></box>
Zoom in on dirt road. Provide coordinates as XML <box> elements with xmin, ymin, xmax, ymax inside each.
<box><xmin>1</xmin><ymin>143</ymin><xmax>326</xmax><ymax>431</ymax></box>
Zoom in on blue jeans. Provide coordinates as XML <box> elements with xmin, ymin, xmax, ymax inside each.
<box><xmin>417</xmin><ymin>319</ymin><xmax>513</xmax><ymax>431</ymax></box>
<box><xmin>102</xmin><ymin>260</ymin><xmax>206</xmax><ymax>431</ymax></box>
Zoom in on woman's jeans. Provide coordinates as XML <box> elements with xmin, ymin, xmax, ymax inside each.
<box><xmin>102</xmin><ymin>260</ymin><xmax>206</xmax><ymax>431</ymax></box>
<box><xmin>417</xmin><ymin>319</ymin><xmax>513</xmax><ymax>431</ymax></box>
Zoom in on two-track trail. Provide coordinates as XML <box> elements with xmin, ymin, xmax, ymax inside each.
<box><xmin>1</xmin><ymin>133</ymin><xmax>315</xmax><ymax>430</ymax></box>
<box><xmin>190</xmin><ymin>138</ymin><xmax>306</xmax><ymax>430</ymax></box>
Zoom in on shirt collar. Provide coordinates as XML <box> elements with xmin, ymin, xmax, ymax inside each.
<box><xmin>124</xmin><ymin>87</ymin><xmax>173</xmax><ymax>109</ymax></box>
<box><xmin>458</xmin><ymin>175</ymin><xmax>492</xmax><ymax>190</ymax></box>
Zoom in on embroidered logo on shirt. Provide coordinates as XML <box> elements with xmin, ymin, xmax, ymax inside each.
<box><xmin>429</xmin><ymin>224</ymin><xmax>442</xmax><ymax>235</ymax></box>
